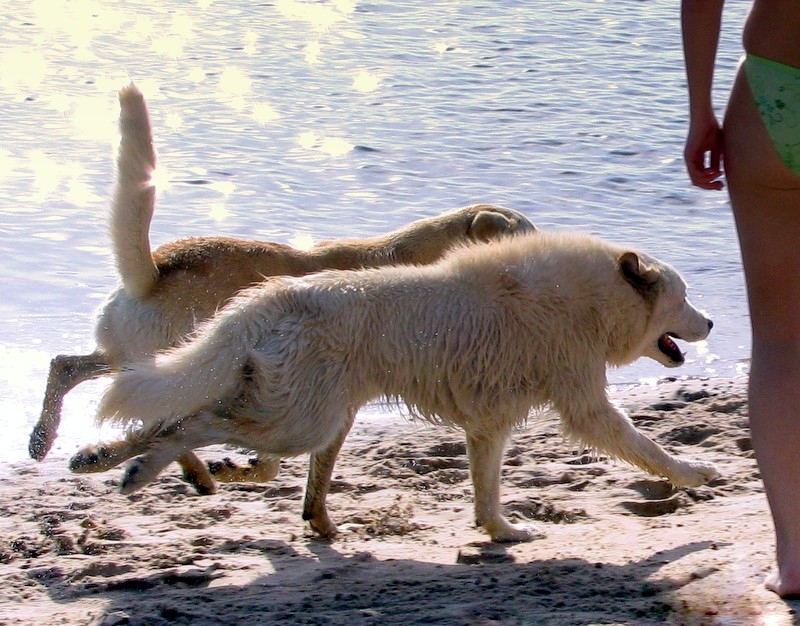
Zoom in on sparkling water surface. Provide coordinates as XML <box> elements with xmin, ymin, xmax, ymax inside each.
<box><xmin>0</xmin><ymin>0</ymin><xmax>750</xmax><ymax>461</ymax></box>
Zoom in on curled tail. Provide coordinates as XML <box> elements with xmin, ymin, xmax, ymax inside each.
<box><xmin>97</xmin><ymin>301</ymin><xmax>262</xmax><ymax>431</ymax></box>
<box><xmin>111</xmin><ymin>83</ymin><xmax>159</xmax><ymax>298</ymax></box>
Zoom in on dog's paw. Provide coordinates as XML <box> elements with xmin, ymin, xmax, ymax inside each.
<box><xmin>207</xmin><ymin>456</ymin><xmax>281</xmax><ymax>483</ymax></box>
<box><xmin>246</xmin><ymin>456</ymin><xmax>281</xmax><ymax>482</ymax></box>
<box><xmin>669</xmin><ymin>460</ymin><xmax>720</xmax><ymax>488</ymax></box>
<box><xmin>304</xmin><ymin>509</ymin><xmax>339</xmax><ymax>539</ymax></box>
<box><xmin>484</xmin><ymin>519</ymin><xmax>546</xmax><ymax>543</ymax></box>
<box><xmin>120</xmin><ymin>456</ymin><xmax>160</xmax><ymax>495</ymax></box>
<box><xmin>28</xmin><ymin>425</ymin><xmax>54</xmax><ymax>461</ymax></box>
<box><xmin>70</xmin><ymin>445</ymin><xmax>115</xmax><ymax>473</ymax></box>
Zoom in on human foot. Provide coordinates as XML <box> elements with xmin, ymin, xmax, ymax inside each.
<box><xmin>765</xmin><ymin>567</ymin><xmax>800</xmax><ymax>598</ymax></box>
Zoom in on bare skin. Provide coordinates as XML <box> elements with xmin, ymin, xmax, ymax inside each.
<box><xmin>682</xmin><ymin>0</ymin><xmax>800</xmax><ymax>597</ymax></box>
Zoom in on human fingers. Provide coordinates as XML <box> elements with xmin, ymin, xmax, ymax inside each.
<box><xmin>688</xmin><ymin>159</ymin><xmax>724</xmax><ymax>189</ymax></box>
<box><xmin>684</xmin><ymin>140</ymin><xmax>724</xmax><ymax>190</ymax></box>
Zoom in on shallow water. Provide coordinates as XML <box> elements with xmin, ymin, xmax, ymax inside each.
<box><xmin>0</xmin><ymin>0</ymin><xmax>750</xmax><ymax>461</ymax></box>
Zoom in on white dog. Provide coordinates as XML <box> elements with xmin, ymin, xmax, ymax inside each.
<box><xmin>79</xmin><ymin>230</ymin><xmax>718</xmax><ymax>543</ymax></box>
<box><xmin>30</xmin><ymin>83</ymin><xmax>535</xmax><ymax>494</ymax></box>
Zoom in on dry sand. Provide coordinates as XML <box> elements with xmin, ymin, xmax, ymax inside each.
<box><xmin>1</xmin><ymin>377</ymin><xmax>798</xmax><ymax>625</ymax></box>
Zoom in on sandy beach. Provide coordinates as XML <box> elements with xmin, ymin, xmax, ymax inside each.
<box><xmin>1</xmin><ymin>376</ymin><xmax>797</xmax><ymax>625</ymax></box>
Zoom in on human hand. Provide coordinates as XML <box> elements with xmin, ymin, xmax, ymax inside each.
<box><xmin>684</xmin><ymin>114</ymin><xmax>724</xmax><ymax>190</ymax></box>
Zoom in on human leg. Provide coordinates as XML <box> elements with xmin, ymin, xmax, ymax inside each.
<box><xmin>724</xmin><ymin>64</ymin><xmax>800</xmax><ymax>597</ymax></box>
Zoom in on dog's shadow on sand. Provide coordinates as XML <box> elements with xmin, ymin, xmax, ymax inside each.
<box><xmin>26</xmin><ymin>538</ymin><xmax>792</xmax><ymax>626</ymax></box>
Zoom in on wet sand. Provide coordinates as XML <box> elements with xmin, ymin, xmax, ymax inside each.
<box><xmin>1</xmin><ymin>377</ymin><xmax>798</xmax><ymax>625</ymax></box>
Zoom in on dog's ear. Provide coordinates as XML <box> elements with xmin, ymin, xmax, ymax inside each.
<box><xmin>619</xmin><ymin>252</ymin><xmax>660</xmax><ymax>297</ymax></box>
<box><xmin>469</xmin><ymin>211</ymin><xmax>518</xmax><ymax>241</ymax></box>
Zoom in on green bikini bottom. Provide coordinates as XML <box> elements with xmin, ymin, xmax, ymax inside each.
<box><xmin>744</xmin><ymin>53</ymin><xmax>800</xmax><ymax>176</ymax></box>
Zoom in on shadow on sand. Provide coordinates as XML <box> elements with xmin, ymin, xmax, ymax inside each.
<box><xmin>24</xmin><ymin>538</ymin><xmax>765</xmax><ymax>626</ymax></box>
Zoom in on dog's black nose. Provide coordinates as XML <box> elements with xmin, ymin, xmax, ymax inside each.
<box><xmin>707</xmin><ymin>319</ymin><xmax>714</xmax><ymax>331</ymax></box>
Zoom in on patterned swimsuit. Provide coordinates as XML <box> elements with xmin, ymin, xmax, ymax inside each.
<box><xmin>744</xmin><ymin>53</ymin><xmax>800</xmax><ymax>176</ymax></box>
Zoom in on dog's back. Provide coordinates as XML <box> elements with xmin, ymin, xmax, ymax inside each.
<box><xmin>336</xmin><ymin>233</ymin><xmax>648</xmax><ymax>421</ymax></box>
<box><xmin>97</xmin><ymin>232</ymin><xmax>649</xmax><ymax>434</ymax></box>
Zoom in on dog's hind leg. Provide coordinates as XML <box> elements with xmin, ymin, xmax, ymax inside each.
<box><xmin>29</xmin><ymin>352</ymin><xmax>112</xmax><ymax>461</ymax></box>
<box><xmin>302</xmin><ymin>408</ymin><xmax>356</xmax><ymax>539</ymax></box>
<box><xmin>118</xmin><ymin>412</ymin><xmax>225</xmax><ymax>495</ymax></box>
<box><xmin>559</xmin><ymin>396</ymin><xmax>720</xmax><ymax>488</ymax></box>
<box><xmin>466</xmin><ymin>428</ymin><xmax>542</xmax><ymax>543</ymax></box>
<box><xmin>70</xmin><ymin>436</ymin><xmax>150</xmax><ymax>474</ymax></box>
<box><xmin>71</xmin><ymin>434</ymin><xmax>219</xmax><ymax>495</ymax></box>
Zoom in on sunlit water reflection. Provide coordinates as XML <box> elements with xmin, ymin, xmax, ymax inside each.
<box><xmin>0</xmin><ymin>0</ymin><xmax>750</xmax><ymax>461</ymax></box>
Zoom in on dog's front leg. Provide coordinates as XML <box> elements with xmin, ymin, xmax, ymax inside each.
<box><xmin>466</xmin><ymin>429</ymin><xmax>540</xmax><ymax>542</ymax></box>
<box><xmin>302</xmin><ymin>408</ymin><xmax>356</xmax><ymax>539</ymax></box>
<box><xmin>560</xmin><ymin>397</ymin><xmax>720</xmax><ymax>487</ymax></box>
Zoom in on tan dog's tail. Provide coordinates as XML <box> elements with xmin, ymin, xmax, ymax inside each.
<box><xmin>110</xmin><ymin>83</ymin><xmax>159</xmax><ymax>298</ymax></box>
<box><xmin>97</xmin><ymin>296</ymin><xmax>260</xmax><ymax>430</ymax></box>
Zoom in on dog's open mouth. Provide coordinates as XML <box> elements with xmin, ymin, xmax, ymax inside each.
<box><xmin>658</xmin><ymin>333</ymin><xmax>685</xmax><ymax>364</ymax></box>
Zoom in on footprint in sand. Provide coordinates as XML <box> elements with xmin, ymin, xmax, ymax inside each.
<box><xmin>619</xmin><ymin>479</ymin><xmax>688</xmax><ymax>517</ymax></box>
<box><xmin>659</xmin><ymin>423</ymin><xmax>722</xmax><ymax>446</ymax></box>
<box><xmin>369</xmin><ymin>440</ymin><xmax>471</xmax><ymax>479</ymax></box>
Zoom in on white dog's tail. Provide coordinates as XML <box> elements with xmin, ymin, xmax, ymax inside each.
<box><xmin>97</xmin><ymin>300</ymin><xmax>260</xmax><ymax>430</ymax></box>
<box><xmin>110</xmin><ymin>83</ymin><xmax>159</xmax><ymax>299</ymax></box>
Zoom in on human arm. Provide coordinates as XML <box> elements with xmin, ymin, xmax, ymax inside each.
<box><xmin>681</xmin><ymin>0</ymin><xmax>726</xmax><ymax>190</ymax></box>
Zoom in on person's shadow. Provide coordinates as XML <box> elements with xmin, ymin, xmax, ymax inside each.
<box><xmin>26</xmin><ymin>537</ymin><xmax>792</xmax><ymax>626</ymax></box>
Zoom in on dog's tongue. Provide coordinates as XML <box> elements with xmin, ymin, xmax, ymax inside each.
<box><xmin>658</xmin><ymin>334</ymin><xmax>684</xmax><ymax>363</ymax></box>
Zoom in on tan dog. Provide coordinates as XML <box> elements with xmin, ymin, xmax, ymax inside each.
<box><xmin>28</xmin><ymin>83</ymin><xmax>536</xmax><ymax>495</ymax></box>
<box><xmin>78</xmin><ymin>231</ymin><xmax>718</xmax><ymax>543</ymax></box>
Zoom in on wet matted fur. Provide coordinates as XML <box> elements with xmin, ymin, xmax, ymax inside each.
<box><xmin>77</xmin><ymin>231</ymin><xmax>718</xmax><ymax>542</ymax></box>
